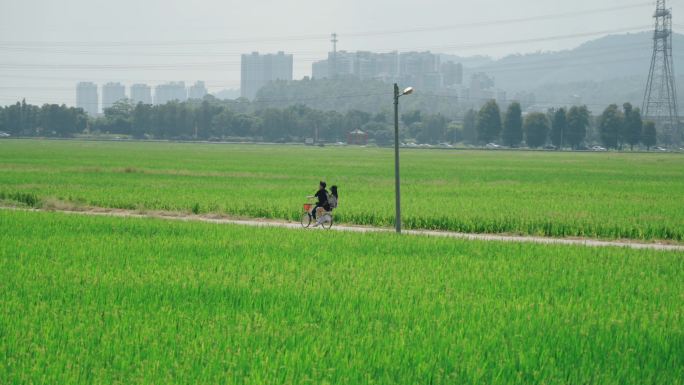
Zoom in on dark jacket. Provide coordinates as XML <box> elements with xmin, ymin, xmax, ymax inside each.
<box><xmin>315</xmin><ymin>189</ymin><xmax>329</xmax><ymax>206</ymax></box>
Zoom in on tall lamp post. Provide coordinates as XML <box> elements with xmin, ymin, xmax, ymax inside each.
<box><xmin>393</xmin><ymin>83</ymin><xmax>414</xmax><ymax>233</ymax></box>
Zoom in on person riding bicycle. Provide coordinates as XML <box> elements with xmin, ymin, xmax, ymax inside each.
<box><xmin>328</xmin><ymin>185</ymin><xmax>338</xmax><ymax>210</ymax></box>
<box><xmin>307</xmin><ymin>181</ymin><xmax>330</xmax><ymax>220</ymax></box>
<box><xmin>313</xmin><ymin>185</ymin><xmax>340</xmax><ymax>227</ymax></box>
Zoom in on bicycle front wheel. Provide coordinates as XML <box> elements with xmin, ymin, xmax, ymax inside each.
<box><xmin>300</xmin><ymin>212</ymin><xmax>312</xmax><ymax>228</ymax></box>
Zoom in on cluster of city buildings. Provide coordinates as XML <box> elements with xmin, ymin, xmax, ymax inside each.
<box><xmin>76</xmin><ymin>81</ymin><xmax>208</xmax><ymax>116</ymax></box>
<box><xmin>238</xmin><ymin>50</ymin><xmax>466</xmax><ymax>100</ymax></box>
<box><xmin>240</xmin><ymin>50</ymin><xmax>516</xmax><ymax>106</ymax></box>
<box><xmin>75</xmin><ymin>48</ymin><xmax>529</xmax><ymax>116</ymax></box>
<box><xmin>240</xmin><ymin>51</ymin><xmax>293</xmax><ymax>100</ymax></box>
<box><xmin>312</xmin><ymin>51</ymin><xmax>463</xmax><ymax>91</ymax></box>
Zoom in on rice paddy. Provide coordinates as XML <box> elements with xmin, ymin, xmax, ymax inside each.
<box><xmin>1</xmin><ymin>210</ymin><xmax>682</xmax><ymax>384</ymax></box>
<box><xmin>1</xmin><ymin>139</ymin><xmax>683</xmax><ymax>241</ymax></box>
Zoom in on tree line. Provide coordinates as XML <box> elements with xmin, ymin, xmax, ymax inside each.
<box><xmin>0</xmin><ymin>100</ymin><xmax>87</xmax><ymax>137</ymax></box>
<box><xmin>464</xmin><ymin>100</ymin><xmax>658</xmax><ymax>150</ymax></box>
<box><xmin>0</xmin><ymin>97</ymin><xmax>452</xmax><ymax>145</ymax></box>
<box><xmin>0</xmin><ymin>97</ymin><xmax>659</xmax><ymax>149</ymax></box>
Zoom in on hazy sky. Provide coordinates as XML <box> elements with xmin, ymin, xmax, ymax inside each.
<box><xmin>1</xmin><ymin>0</ymin><xmax>682</xmax><ymax>106</ymax></box>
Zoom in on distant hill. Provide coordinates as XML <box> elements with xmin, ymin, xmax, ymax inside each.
<box><xmin>453</xmin><ymin>32</ymin><xmax>684</xmax><ymax>110</ymax></box>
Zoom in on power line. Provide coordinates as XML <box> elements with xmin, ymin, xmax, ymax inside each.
<box><xmin>0</xmin><ymin>30</ymin><xmax>660</xmax><ymax>59</ymax></box>
<box><xmin>393</xmin><ymin>26</ymin><xmax>653</xmax><ymax>52</ymax></box>
<box><xmin>0</xmin><ymin>2</ymin><xmax>653</xmax><ymax>48</ymax></box>
<box><xmin>0</xmin><ymin>46</ymin><xmax>329</xmax><ymax>58</ymax></box>
<box><xmin>344</xmin><ymin>2</ymin><xmax>653</xmax><ymax>37</ymax></box>
<box><xmin>0</xmin><ymin>25</ymin><xmax>654</xmax><ymax>71</ymax></box>
<box><xmin>0</xmin><ymin>37</ymin><xmax>663</xmax><ymax>80</ymax></box>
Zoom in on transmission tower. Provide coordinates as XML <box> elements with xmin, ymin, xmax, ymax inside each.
<box><xmin>330</xmin><ymin>32</ymin><xmax>338</xmax><ymax>79</ymax></box>
<box><xmin>642</xmin><ymin>0</ymin><xmax>680</xmax><ymax>144</ymax></box>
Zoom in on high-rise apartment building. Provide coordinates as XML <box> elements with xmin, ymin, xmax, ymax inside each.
<box><xmin>130</xmin><ymin>84</ymin><xmax>152</xmax><ymax>105</ymax></box>
<box><xmin>398</xmin><ymin>52</ymin><xmax>440</xmax><ymax>77</ymax></box>
<box><xmin>398</xmin><ymin>51</ymin><xmax>442</xmax><ymax>90</ymax></box>
<box><xmin>441</xmin><ymin>61</ymin><xmax>463</xmax><ymax>87</ymax></box>
<box><xmin>240</xmin><ymin>52</ymin><xmax>293</xmax><ymax>100</ymax></box>
<box><xmin>469</xmin><ymin>73</ymin><xmax>496</xmax><ymax>102</ymax></box>
<box><xmin>76</xmin><ymin>82</ymin><xmax>98</xmax><ymax>116</ymax></box>
<box><xmin>312</xmin><ymin>51</ymin><xmax>357</xmax><ymax>80</ymax></box>
<box><xmin>102</xmin><ymin>82</ymin><xmax>126</xmax><ymax>111</ymax></box>
<box><xmin>188</xmin><ymin>81</ymin><xmax>208</xmax><ymax>100</ymax></box>
<box><xmin>154</xmin><ymin>82</ymin><xmax>187</xmax><ymax>105</ymax></box>
<box><xmin>375</xmin><ymin>52</ymin><xmax>399</xmax><ymax>80</ymax></box>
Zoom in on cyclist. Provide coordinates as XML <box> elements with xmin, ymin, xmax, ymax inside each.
<box><xmin>307</xmin><ymin>181</ymin><xmax>329</xmax><ymax>221</ymax></box>
<box><xmin>328</xmin><ymin>185</ymin><xmax>338</xmax><ymax>209</ymax></box>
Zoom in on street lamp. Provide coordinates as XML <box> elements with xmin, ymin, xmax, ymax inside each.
<box><xmin>393</xmin><ymin>83</ymin><xmax>414</xmax><ymax>233</ymax></box>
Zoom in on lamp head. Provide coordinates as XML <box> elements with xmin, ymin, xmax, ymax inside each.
<box><xmin>402</xmin><ymin>87</ymin><xmax>414</xmax><ymax>96</ymax></box>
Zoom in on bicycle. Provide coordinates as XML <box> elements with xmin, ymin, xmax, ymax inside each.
<box><xmin>301</xmin><ymin>197</ymin><xmax>334</xmax><ymax>229</ymax></box>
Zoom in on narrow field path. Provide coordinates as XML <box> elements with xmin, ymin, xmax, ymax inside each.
<box><xmin>3</xmin><ymin>206</ymin><xmax>684</xmax><ymax>251</ymax></box>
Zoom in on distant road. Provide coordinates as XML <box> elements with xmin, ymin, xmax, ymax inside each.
<box><xmin>3</xmin><ymin>136</ymin><xmax>683</xmax><ymax>154</ymax></box>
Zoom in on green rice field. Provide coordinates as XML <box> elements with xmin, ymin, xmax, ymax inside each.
<box><xmin>1</xmin><ymin>139</ymin><xmax>683</xmax><ymax>241</ymax></box>
<box><xmin>1</xmin><ymin>210</ymin><xmax>682</xmax><ymax>384</ymax></box>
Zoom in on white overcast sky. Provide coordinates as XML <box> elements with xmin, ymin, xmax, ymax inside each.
<box><xmin>0</xmin><ymin>0</ymin><xmax>682</xmax><ymax>106</ymax></box>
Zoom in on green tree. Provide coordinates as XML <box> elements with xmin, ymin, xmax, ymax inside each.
<box><xmin>258</xmin><ymin>109</ymin><xmax>286</xmax><ymax>141</ymax></box>
<box><xmin>4</xmin><ymin>100</ymin><xmax>42</xmax><ymax>135</ymax></box>
<box><xmin>462</xmin><ymin>109</ymin><xmax>477</xmax><ymax>144</ymax></box>
<box><xmin>372</xmin><ymin>112</ymin><xmax>388</xmax><ymax>123</ymax></box>
<box><xmin>599</xmin><ymin>104</ymin><xmax>623</xmax><ymax>149</ymax></box>
<box><xmin>195</xmin><ymin>100</ymin><xmax>221</xmax><ymax>139</ymax></box>
<box><xmin>208</xmin><ymin>109</ymin><xmax>228</xmax><ymax>138</ymax></box>
<box><xmin>566</xmin><ymin>106</ymin><xmax>589</xmax><ymax>149</ymax></box>
<box><xmin>502</xmin><ymin>102</ymin><xmax>522</xmax><ymax>147</ymax></box>
<box><xmin>417</xmin><ymin>114</ymin><xmax>447</xmax><ymax>144</ymax></box>
<box><xmin>232</xmin><ymin>113</ymin><xmax>260</xmax><ymax>137</ymax></box>
<box><xmin>103</xmin><ymin>99</ymin><xmax>134</xmax><ymax>135</ymax></box>
<box><xmin>401</xmin><ymin>110</ymin><xmax>421</xmax><ymax>126</ymax></box>
<box><xmin>40</xmin><ymin>104</ymin><xmax>85</xmax><ymax>137</ymax></box>
<box><xmin>132</xmin><ymin>103</ymin><xmax>152</xmax><ymax>138</ymax></box>
<box><xmin>642</xmin><ymin>121</ymin><xmax>657</xmax><ymax>150</ymax></box>
<box><xmin>550</xmin><ymin>108</ymin><xmax>567</xmax><ymax>149</ymax></box>
<box><xmin>622</xmin><ymin>103</ymin><xmax>643</xmax><ymax>151</ymax></box>
<box><xmin>446</xmin><ymin>122</ymin><xmax>463</xmax><ymax>144</ymax></box>
<box><xmin>322</xmin><ymin>111</ymin><xmax>346</xmax><ymax>141</ymax></box>
<box><xmin>476</xmin><ymin>100</ymin><xmax>502</xmax><ymax>144</ymax></box>
<box><xmin>524</xmin><ymin>112</ymin><xmax>550</xmax><ymax>148</ymax></box>
<box><xmin>4</xmin><ymin>102</ymin><xmax>22</xmax><ymax>135</ymax></box>
<box><xmin>345</xmin><ymin>110</ymin><xmax>371</xmax><ymax>130</ymax></box>
<box><xmin>362</xmin><ymin>121</ymin><xmax>392</xmax><ymax>146</ymax></box>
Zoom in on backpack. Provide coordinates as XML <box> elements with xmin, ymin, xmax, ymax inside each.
<box><xmin>327</xmin><ymin>193</ymin><xmax>338</xmax><ymax>209</ymax></box>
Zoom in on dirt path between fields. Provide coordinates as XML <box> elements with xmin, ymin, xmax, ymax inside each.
<box><xmin>3</xmin><ymin>206</ymin><xmax>684</xmax><ymax>252</ymax></box>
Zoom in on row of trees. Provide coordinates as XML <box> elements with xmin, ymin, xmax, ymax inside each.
<box><xmin>463</xmin><ymin>100</ymin><xmax>657</xmax><ymax>149</ymax></box>
<box><xmin>0</xmin><ymin>97</ymin><xmax>659</xmax><ymax>149</ymax></box>
<box><xmin>0</xmin><ymin>98</ymin><xmax>448</xmax><ymax>144</ymax></box>
<box><xmin>109</xmin><ymin>99</ymin><xmax>421</xmax><ymax>143</ymax></box>
<box><xmin>598</xmin><ymin>103</ymin><xmax>657</xmax><ymax>150</ymax></box>
<box><xmin>0</xmin><ymin>100</ymin><xmax>87</xmax><ymax>137</ymax></box>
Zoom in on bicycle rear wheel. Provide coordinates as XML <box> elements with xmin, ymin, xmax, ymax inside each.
<box><xmin>300</xmin><ymin>212</ymin><xmax>312</xmax><ymax>228</ymax></box>
<box><xmin>322</xmin><ymin>215</ymin><xmax>333</xmax><ymax>230</ymax></box>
